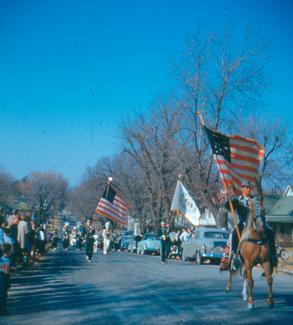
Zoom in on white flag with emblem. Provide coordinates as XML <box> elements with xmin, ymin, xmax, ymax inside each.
<box><xmin>171</xmin><ymin>180</ymin><xmax>201</xmax><ymax>226</ymax></box>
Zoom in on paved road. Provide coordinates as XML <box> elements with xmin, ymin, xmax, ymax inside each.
<box><xmin>4</xmin><ymin>248</ymin><xmax>293</xmax><ymax>325</ymax></box>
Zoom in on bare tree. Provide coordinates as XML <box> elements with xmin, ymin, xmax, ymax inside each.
<box><xmin>237</xmin><ymin>115</ymin><xmax>293</xmax><ymax>196</ymax></box>
<box><xmin>0</xmin><ymin>166</ymin><xmax>16</xmax><ymax>208</ymax></box>
<box><xmin>18</xmin><ymin>172</ymin><xmax>68</xmax><ymax>223</ymax></box>
<box><xmin>170</xmin><ymin>27</ymin><xmax>269</xmax><ymax>220</ymax></box>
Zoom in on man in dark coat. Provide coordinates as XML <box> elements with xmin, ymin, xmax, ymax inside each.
<box><xmin>84</xmin><ymin>219</ymin><xmax>95</xmax><ymax>263</ymax></box>
<box><xmin>158</xmin><ymin>221</ymin><xmax>171</xmax><ymax>264</ymax></box>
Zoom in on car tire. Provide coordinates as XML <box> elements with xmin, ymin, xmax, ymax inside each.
<box><xmin>196</xmin><ymin>251</ymin><xmax>202</xmax><ymax>264</ymax></box>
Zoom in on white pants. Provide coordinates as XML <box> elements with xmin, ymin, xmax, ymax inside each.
<box><xmin>103</xmin><ymin>238</ymin><xmax>111</xmax><ymax>255</ymax></box>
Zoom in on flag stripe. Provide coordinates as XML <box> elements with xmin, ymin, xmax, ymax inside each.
<box><xmin>205</xmin><ymin>126</ymin><xmax>264</xmax><ymax>195</ymax></box>
<box><xmin>96</xmin><ymin>209</ymin><xmax>127</xmax><ymax>225</ymax></box>
<box><xmin>230</xmin><ymin>153</ymin><xmax>260</xmax><ymax>165</ymax></box>
<box><xmin>96</xmin><ymin>206</ymin><xmax>127</xmax><ymax>224</ymax></box>
<box><xmin>230</xmin><ymin>142</ymin><xmax>262</xmax><ymax>155</ymax></box>
<box><xmin>96</xmin><ymin>186</ymin><xmax>129</xmax><ymax>225</ymax></box>
<box><xmin>216</xmin><ymin>159</ymin><xmax>257</xmax><ymax>173</ymax></box>
<box><xmin>97</xmin><ymin>199</ymin><xmax>128</xmax><ymax>220</ymax></box>
<box><xmin>98</xmin><ymin>198</ymin><xmax>128</xmax><ymax>217</ymax></box>
<box><xmin>216</xmin><ymin>158</ymin><xmax>258</xmax><ymax>178</ymax></box>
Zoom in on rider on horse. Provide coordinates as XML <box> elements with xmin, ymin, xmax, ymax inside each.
<box><xmin>225</xmin><ymin>180</ymin><xmax>278</xmax><ymax>271</ymax></box>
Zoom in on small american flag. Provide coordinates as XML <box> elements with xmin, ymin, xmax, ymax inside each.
<box><xmin>204</xmin><ymin>126</ymin><xmax>265</xmax><ymax>194</ymax></box>
<box><xmin>96</xmin><ymin>184</ymin><xmax>129</xmax><ymax>225</ymax></box>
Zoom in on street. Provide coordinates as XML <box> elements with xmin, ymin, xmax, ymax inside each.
<box><xmin>5</xmin><ymin>248</ymin><xmax>293</xmax><ymax>325</ymax></box>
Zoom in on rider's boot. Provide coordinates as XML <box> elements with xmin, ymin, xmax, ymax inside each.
<box><xmin>231</xmin><ymin>252</ymin><xmax>241</xmax><ymax>272</ymax></box>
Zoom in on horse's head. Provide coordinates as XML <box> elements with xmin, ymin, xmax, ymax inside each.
<box><xmin>251</xmin><ymin>214</ymin><xmax>265</xmax><ymax>233</ymax></box>
<box><xmin>248</xmin><ymin>199</ymin><xmax>265</xmax><ymax>233</ymax></box>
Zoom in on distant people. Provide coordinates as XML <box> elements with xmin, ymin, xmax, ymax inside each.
<box><xmin>37</xmin><ymin>225</ymin><xmax>46</xmax><ymax>256</ymax></box>
<box><xmin>17</xmin><ymin>215</ymin><xmax>28</xmax><ymax>264</ymax></box>
<box><xmin>52</xmin><ymin>231</ymin><xmax>58</xmax><ymax>251</ymax></box>
<box><xmin>84</xmin><ymin>219</ymin><xmax>95</xmax><ymax>262</ymax></box>
<box><xmin>62</xmin><ymin>225</ymin><xmax>70</xmax><ymax>250</ymax></box>
<box><xmin>158</xmin><ymin>221</ymin><xmax>171</xmax><ymax>264</ymax></box>
<box><xmin>0</xmin><ymin>243</ymin><xmax>11</xmax><ymax>315</ymax></box>
<box><xmin>75</xmin><ymin>228</ymin><xmax>83</xmax><ymax>250</ymax></box>
<box><xmin>180</xmin><ymin>228</ymin><xmax>191</xmax><ymax>242</ymax></box>
<box><xmin>102</xmin><ymin>222</ymin><xmax>112</xmax><ymax>255</ymax></box>
<box><xmin>171</xmin><ymin>230</ymin><xmax>182</xmax><ymax>259</ymax></box>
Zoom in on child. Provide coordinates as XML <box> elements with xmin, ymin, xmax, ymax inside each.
<box><xmin>0</xmin><ymin>243</ymin><xmax>11</xmax><ymax>315</ymax></box>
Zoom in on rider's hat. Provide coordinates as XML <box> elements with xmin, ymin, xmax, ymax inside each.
<box><xmin>240</xmin><ymin>180</ymin><xmax>252</xmax><ymax>188</ymax></box>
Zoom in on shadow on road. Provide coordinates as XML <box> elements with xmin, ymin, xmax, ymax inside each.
<box><xmin>6</xmin><ymin>250</ymin><xmax>293</xmax><ymax>325</ymax></box>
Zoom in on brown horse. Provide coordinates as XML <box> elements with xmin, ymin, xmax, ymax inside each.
<box><xmin>226</xmin><ymin>198</ymin><xmax>274</xmax><ymax>309</ymax></box>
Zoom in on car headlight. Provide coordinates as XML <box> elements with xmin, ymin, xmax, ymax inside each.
<box><xmin>201</xmin><ymin>244</ymin><xmax>207</xmax><ymax>253</ymax></box>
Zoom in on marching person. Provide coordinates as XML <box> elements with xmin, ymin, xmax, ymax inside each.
<box><xmin>224</xmin><ymin>180</ymin><xmax>277</xmax><ymax>271</ymax></box>
<box><xmin>158</xmin><ymin>221</ymin><xmax>171</xmax><ymax>264</ymax></box>
<box><xmin>52</xmin><ymin>230</ymin><xmax>59</xmax><ymax>251</ymax></box>
<box><xmin>62</xmin><ymin>224</ymin><xmax>70</xmax><ymax>251</ymax></box>
<box><xmin>84</xmin><ymin>219</ymin><xmax>95</xmax><ymax>262</ymax></box>
<box><xmin>102</xmin><ymin>221</ymin><xmax>112</xmax><ymax>255</ymax></box>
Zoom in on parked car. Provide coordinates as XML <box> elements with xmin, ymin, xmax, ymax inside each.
<box><xmin>137</xmin><ymin>233</ymin><xmax>161</xmax><ymax>255</ymax></box>
<box><xmin>120</xmin><ymin>235</ymin><xmax>134</xmax><ymax>251</ymax></box>
<box><xmin>181</xmin><ymin>227</ymin><xmax>229</xmax><ymax>264</ymax></box>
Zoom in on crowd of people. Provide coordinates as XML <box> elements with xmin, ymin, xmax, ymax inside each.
<box><xmin>0</xmin><ymin>210</ymin><xmax>55</xmax><ymax>315</ymax></box>
<box><xmin>61</xmin><ymin>217</ymin><xmax>194</xmax><ymax>266</ymax></box>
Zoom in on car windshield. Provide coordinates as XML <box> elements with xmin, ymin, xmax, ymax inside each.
<box><xmin>203</xmin><ymin>232</ymin><xmax>228</xmax><ymax>239</ymax></box>
<box><xmin>145</xmin><ymin>235</ymin><xmax>158</xmax><ymax>240</ymax></box>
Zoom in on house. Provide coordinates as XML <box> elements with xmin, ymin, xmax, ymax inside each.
<box><xmin>283</xmin><ymin>184</ymin><xmax>293</xmax><ymax>197</ymax></box>
<box><xmin>263</xmin><ymin>195</ymin><xmax>281</xmax><ymax>213</ymax></box>
<box><xmin>266</xmin><ymin>196</ymin><xmax>293</xmax><ymax>242</ymax></box>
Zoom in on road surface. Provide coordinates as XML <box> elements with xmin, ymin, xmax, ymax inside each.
<box><xmin>5</xmin><ymin>248</ymin><xmax>293</xmax><ymax>324</ymax></box>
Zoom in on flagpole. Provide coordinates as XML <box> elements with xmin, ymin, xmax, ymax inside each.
<box><xmin>106</xmin><ymin>177</ymin><xmax>112</xmax><ymax>198</ymax></box>
<box><xmin>197</xmin><ymin>111</ymin><xmax>241</xmax><ymax>241</ymax></box>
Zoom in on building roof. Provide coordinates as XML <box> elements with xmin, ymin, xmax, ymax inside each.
<box><xmin>284</xmin><ymin>185</ymin><xmax>293</xmax><ymax>197</ymax></box>
<box><xmin>263</xmin><ymin>195</ymin><xmax>281</xmax><ymax>214</ymax></box>
<box><xmin>268</xmin><ymin>196</ymin><xmax>293</xmax><ymax>216</ymax></box>
<box><xmin>266</xmin><ymin>196</ymin><xmax>293</xmax><ymax>224</ymax></box>
<box><xmin>266</xmin><ymin>216</ymin><xmax>293</xmax><ymax>224</ymax></box>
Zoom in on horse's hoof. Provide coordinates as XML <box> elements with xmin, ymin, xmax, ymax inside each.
<box><xmin>268</xmin><ymin>298</ymin><xmax>274</xmax><ymax>308</ymax></box>
<box><xmin>248</xmin><ymin>303</ymin><xmax>254</xmax><ymax>310</ymax></box>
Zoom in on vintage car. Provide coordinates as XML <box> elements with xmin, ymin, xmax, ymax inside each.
<box><xmin>181</xmin><ymin>227</ymin><xmax>229</xmax><ymax>264</ymax></box>
<box><xmin>127</xmin><ymin>238</ymin><xmax>137</xmax><ymax>253</ymax></box>
<box><xmin>120</xmin><ymin>235</ymin><xmax>134</xmax><ymax>251</ymax></box>
<box><xmin>137</xmin><ymin>233</ymin><xmax>161</xmax><ymax>255</ymax></box>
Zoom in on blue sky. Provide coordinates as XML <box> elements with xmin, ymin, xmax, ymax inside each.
<box><xmin>0</xmin><ymin>0</ymin><xmax>292</xmax><ymax>186</ymax></box>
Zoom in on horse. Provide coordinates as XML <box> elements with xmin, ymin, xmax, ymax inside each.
<box><xmin>225</xmin><ymin>198</ymin><xmax>274</xmax><ymax>309</ymax></box>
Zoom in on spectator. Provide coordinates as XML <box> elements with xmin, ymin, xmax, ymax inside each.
<box><xmin>17</xmin><ymin>215</ymin><xmax>28</xmax><ymax>264</ymax></box>
<box><xmin>52</xmin><ymin>230</ymin><xmax>58</xmax><ymax>251</ymax></box>
<box><xmin>180</xmin><ymin>228</ymin><xmax>191</xmax><ymax>242</ymax></box>
<box><xmin>37</xmin><ymin>226</ymin><xmax>46</xmax><ymax>256</ymax></box>
<box><xmin>0</xmin><ymin>243</ymin><xmax>11</xmax><ymax>315</ymax></box>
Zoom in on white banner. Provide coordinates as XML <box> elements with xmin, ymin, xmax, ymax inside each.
<box><xmin>171</xmin><ymin>180</ymin><xmax>201</xmax><ymax>226</ymax></box>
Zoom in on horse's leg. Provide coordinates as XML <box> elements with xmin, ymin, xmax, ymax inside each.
<box><xmin>242</xmin><ymin>277</ymin><xmax>247</xmax><ymax>301</ymax></box>
<box><xmin>263</xmin><ymin>261</ymin><xmax>274</xmax><ymax>307</ymax></box>
<box><xmin>245</xmin><ymin>263</ymin><xmax>254</xmax><ymax>309</ymax></box>
<box><xmin>225</xmin><ymin>270</ymin><xmax>233</xmax><ymax>292</ymax></box>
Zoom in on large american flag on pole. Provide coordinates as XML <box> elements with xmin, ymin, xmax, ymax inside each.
<box><xmin>96</xmin><ymin>184</ymin><xmax>129</xmax><ymax>225</ymax></box>
<box><xmin>204</xmin><ymin>126</ymin><xmax>265</xmax><ymax>195</ymax></box>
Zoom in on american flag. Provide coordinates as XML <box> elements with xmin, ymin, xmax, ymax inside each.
<box><xmin>204</xmin><ymin>126</ymin><xmax>265</xmax><ymax>194</ymax></box>
<box><xmin>96</xmin><ymin>184</ymin><xmax>129</xmax><ymax>225</ymax></box>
